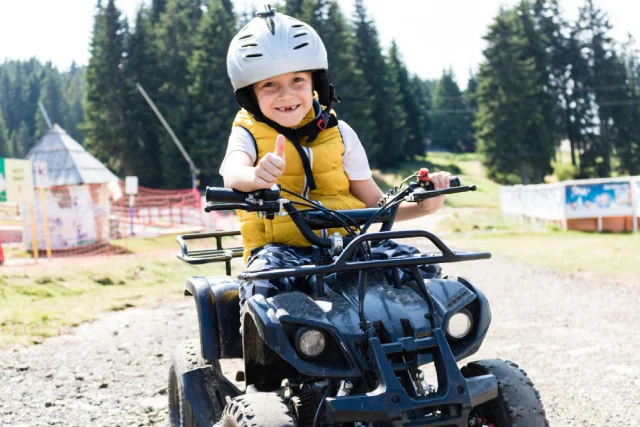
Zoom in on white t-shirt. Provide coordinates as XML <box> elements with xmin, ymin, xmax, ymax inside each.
<box><xmin>219</xmin><ymin>120</ymin><xmax>372</xmax><ymax>181</ymax></box>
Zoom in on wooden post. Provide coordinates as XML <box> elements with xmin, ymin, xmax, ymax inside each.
<box><xmin>632</xmin><ymin>178</ymin><xmax>638</xmax><ymax>233</ymax></box>
<box><xmin>29</xmin><ymin>203</ymin><xmax>39</xmax><ymax>261</ymax></box>
<box><xmin>562</xmin><ymin>183</ymin><xmax>568</xmax><ymax>231</ymax></box>
<box><xmin>39</xmin><ymin>187</ymin><xmax>52</xmax><ymax>258</ymax></box>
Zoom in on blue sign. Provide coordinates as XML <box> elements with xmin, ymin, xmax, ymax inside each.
<box><xmin>565</xmin><ymin>181</ymin><xmax>633</xmax><ymax>219</ymax></box>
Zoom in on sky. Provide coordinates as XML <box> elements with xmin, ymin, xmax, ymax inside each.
<box><xmin>1</xmin><ymin>0</ymin><xmax>639</xmax><ymax>87</ymax></box>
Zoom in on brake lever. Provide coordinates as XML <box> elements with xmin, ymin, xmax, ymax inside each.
<box><xmin>406</xmin><ymin>185</ymin><xmax>477</xmax><ymax>202</ymax></box>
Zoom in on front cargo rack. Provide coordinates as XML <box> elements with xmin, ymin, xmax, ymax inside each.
<box><xmin>176</xmin><ymin>231</ymin><xmax>243</xmax><ymax>275</ymax></box>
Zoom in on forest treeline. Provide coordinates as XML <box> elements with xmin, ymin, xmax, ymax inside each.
<box><xmin>0</xmin><ymin>0</ymin><xmax>638</xmax><ymax>188</ymax></box>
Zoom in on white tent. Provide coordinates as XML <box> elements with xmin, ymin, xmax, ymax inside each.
<box><xmin>23</xmin><ymin>125</ymin><xmax>120</xmax><ymax>251</ymax></box>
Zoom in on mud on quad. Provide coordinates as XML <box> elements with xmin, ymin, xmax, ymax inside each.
<box><xmin>169</xmin><ymin>171</ymin><xmax>549</xmax><ymax>427</ymax></box>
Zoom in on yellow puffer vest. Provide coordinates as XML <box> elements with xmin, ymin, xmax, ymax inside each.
<box><xmin>233</xmin><ymin>106</ymin><xmax>365</xmax><ymax>260</ymax></box>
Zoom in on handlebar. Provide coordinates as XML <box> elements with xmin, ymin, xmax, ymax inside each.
<box><xmin>205</xmin><ymin>177</ymin><xmax>463</xmax><ymax>205</ymax></box>
<box><xmin>204</xmin><ymin>175</ymin><xmax>475</xmax><ymax>248</ymax></box>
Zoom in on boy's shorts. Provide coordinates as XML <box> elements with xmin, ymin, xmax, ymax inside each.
<box><xmin>239</xmin><ymin>239</ymin><xmax>442</xmax><ymax>306</ymax></box>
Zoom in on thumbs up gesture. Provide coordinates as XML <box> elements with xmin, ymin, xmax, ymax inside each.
<box><xmin>254</xmin><ymin>134</ymin><xmax>286</xmax><ymax>189</ymax></box>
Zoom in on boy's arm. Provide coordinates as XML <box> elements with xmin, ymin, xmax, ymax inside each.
<box><xmin>223</xmin><ymin>135</ymin><xmax>286</xmax><ymax>192</ymax></box>
<box><xmin>350</xmin><ymin>172</ymin><xmax>453</xmax><ymax>221</ymax></box>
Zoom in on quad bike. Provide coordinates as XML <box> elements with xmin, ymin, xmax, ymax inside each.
<box><xmin>169</xmin><ymin>170</ymin><xmax>548</xmax><ymax>427</ymax></box>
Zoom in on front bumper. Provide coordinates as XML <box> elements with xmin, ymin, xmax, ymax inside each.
<box><xmin>325</xmin><ymin>328</ymin><xmax>498</xmax><ymax>426</ymax></box>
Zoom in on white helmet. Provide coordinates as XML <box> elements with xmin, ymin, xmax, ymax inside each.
<box><xmin>227</xmin><ymin>6</ymin><xmax>328</xmax><ymax>90</ymax></box>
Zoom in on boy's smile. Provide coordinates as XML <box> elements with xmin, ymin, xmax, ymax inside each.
<box><xmin>253</xmin><ymin>71</ymin><xmax>314</xmax><ymax>128</ymax></box>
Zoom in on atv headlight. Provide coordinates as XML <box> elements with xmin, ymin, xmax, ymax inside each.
<box><xmin>446</xmin><ymin>309</ymin><xmax>473</xmax><ymax>341</ymax></box>
<box><xmin>295</xmin><ymin>328</ymin><xmax>327</xmax><ymax>358</ymax></box>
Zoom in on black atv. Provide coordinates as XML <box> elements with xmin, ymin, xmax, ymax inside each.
<box><xmin>169</xmin><ymin>172</ymin><xmax>548</xmax><ymax>427</ymax></box>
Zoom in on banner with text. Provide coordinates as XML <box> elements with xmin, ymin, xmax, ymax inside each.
<box><xmin>0</xmin><ymin>158</ymin><xmax>34</xmax><ymax>203</ymax></box>
<box><xmin>565</xmin><ymin>181</ymin><xmax>633</xmax><ymax>219</ymax></box>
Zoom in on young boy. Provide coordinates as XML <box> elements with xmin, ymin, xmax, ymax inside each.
<box><xmin>221</xmin><ymin>8</ymin><xmax>454</xmax><ymax>305</ymax></box>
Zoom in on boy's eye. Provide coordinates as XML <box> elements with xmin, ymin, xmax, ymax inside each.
<box><xmin>263</xmin><ymin>82</ymin><xmax>275</xmax><ymax>88</ymax></box>
<box><xmin>293</xmin><ymin>77</ymin><xmax>305</xmax><ymax>83</ymax></box>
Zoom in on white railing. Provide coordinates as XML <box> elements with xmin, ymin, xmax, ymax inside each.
<box><xmin>501</xmin><ymin>176</ymin><xmax>640</xmax><ymax>232</ymax></box>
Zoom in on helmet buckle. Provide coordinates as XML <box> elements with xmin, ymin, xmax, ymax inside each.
<box><xmin>317</xmin><ymin>115</ymin><xmax>329</xmax><ymax>131</ymax></box>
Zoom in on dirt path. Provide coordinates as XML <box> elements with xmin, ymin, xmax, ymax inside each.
<box><xmin>1</xmin><ymin>215</ymin><xmax>638</xmax><ymax>426</ymax></box>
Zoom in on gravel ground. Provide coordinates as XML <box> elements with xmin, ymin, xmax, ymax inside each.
<box><xmin>1</xmin><ymin>252</ymin><xmax>638</xmax><ymax>426</ymax></box>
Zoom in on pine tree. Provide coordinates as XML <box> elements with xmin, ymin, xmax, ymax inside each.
<box><xmin>283</xmin><ymin>0</ymin><xmax>306</xmax><ymax>18</ymax></box>
<box><xmin>309</xmin><ymin>0</ymin><xmax>374</xmax><ymax>151</ymax></box>
<box><xmin>187</xmin><ymin>0</ymin><xmax>237</xmax><ymax>187</ymax></box>
<box><xmin>575</xmin><ymin>0</ymin><xmax>632</xmax><ymax>178</ymax></box>
<box><xmin>466</xmin><ymin>72</ymin><xmax>479</xmax><ymax>112</ymax></box>
<box><xmin>431</xmin><ymin>69</ymin><xmax>472</xmax><ymax>152</ymax></box>
<box><xmin>515</xmin><ymin>0</ymin><xmax>557</xmax><ymax>182</ymax></box>
<box><xmin>388</xmin><ymin>42</ymin><xmax>424</xmax><ymax>157</ymax></box>
<box><xmin>411</xmin><ymin>76</ymin><xmax>433</xmax><ymax>148</ymax></box>
<box><xmin>614</xmin><ymin>39</ymin><xmax>640</xmax><ymax>175</ymax></box>
<box><xmin>153</xmin><ymin>0</ymin><xmax>203</xmax><ymax>188</ymax></box>
<box><xmin>83</xmin><ymin>0</ymin><xmax>128</xmax><ymax>173</ymax></box>
<box><xmin>0</xmin><ymin>113</ymin><xmax>11</xmax><ymax>158</ymax></box>
<box><xmin>122</xmin><ymin>6</ymin><xmax>166</xmax><ymax>186</ymax></box>
<box><xmin>151</xmin><ymin>0</ymin><xmax>168</xmax><ymax>24</ymax></box>
<box><xmin>65</xmin><ymin>62</ymin><xmax>86</xmax><ymax>143</ymax></box>
<box><xmin>352</xmin><ymin>0</ymin><xmax>406</xmax><ymax>167</ymax></box>
<box><xmin>11</xmin><ymin>121</ymin><xmax>32</xmax><ymax>158</ymax></box>
<box><xmin>35</xmin><ymin>63</ymin><xmax>70</xmax><ymax>139</ymax></box>
<box><xmin>475</xmin><ymin>6</ymin><xmax>553</xmax><ymax>184</ymax></box>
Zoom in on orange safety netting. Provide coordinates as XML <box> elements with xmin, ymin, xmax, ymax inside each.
<box><xmin>112</xmin><ymin>183</ymin><xmax>205</xmax><ymax>236</ymax></box>
<box><xmin>2</xmin><ymin>182</ymin><xmax>212</xmax><ymax>261</ymax></box>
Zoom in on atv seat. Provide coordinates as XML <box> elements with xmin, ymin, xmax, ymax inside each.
<box><xmin>184</xmin><ymin>276</ymin><xmax>243</xmax><ymax>361</ymax></box>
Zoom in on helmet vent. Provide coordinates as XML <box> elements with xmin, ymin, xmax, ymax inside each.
<box><xmin>241</xmin><ymin>43</ymin><xmax>258</xmax><ymax>48</ymax></box>
<box><xmin>239</xmin><ymin>34</ymin><xmax>253</xmax><ymax>40</ymax></box>
<box><xmin>291</xmin><ymin>24</ymin><xmax>304</xmax><ymax>28</ymax></box>
<box><xmin>246</xmin><ymin>53</ymin><xmax>263</xmax><ymax>58</ymax></box>
<box><xmin>294</xmin><ymin>32</ymin><xmax>307</xmax><ymax>38</ymax></box>
<box><xmin>293</xmin><ymin>42</ymin><xmax>309</xmax><ymax>50</ymax></box>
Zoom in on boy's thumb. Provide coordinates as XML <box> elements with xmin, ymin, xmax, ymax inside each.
<box><xmin>274</xmin><ymin>134</ymin><xmax>285</xmax><ymax>159</ymax></box>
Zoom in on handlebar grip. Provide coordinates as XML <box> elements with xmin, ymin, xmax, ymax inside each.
<box><xmin>205</xmin><ymin>187</ymin><xmax>249</xmax><ymax>203</ymax></box>
<box><xmin>425</xmin><ymin>177</ymin><xmax>461</xmax><ymax>191</ymax></box>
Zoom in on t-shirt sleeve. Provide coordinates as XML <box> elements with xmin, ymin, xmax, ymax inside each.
<box><xmin>218</xmin><ymin>126</ymin><xmax>258</xmax><ymax>176</ymax></box>
<box><xmin>339</xmin><ymin>120</ymin><xmax>372</xmax><ymax>181</ymax></box>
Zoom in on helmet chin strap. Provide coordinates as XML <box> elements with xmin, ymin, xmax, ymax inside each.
<box><xmin>234</xmin><ymin>72</ymin><xmax>341</xmax><ymax>191</ymax></box>
<box><xmin>257</xmin><ymin>100</ymin><xmax>339</xmax><ymax>191</ymax></box>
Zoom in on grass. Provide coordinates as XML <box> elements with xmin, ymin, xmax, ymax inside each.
<box><xmin>436</xmin><ymin>208</ymin><xmax>640</xmax><ymax>283</ymax></box>
<box><xmin>0</xmin><ymin>240</ymin><xmax>229</xmax><ymax>348</ymax></box>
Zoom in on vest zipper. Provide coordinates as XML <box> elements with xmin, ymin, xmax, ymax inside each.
<box><xmin>302</xmin><ymin>145</ymin><xmax>313</xmax><ymax>199</ymax></box>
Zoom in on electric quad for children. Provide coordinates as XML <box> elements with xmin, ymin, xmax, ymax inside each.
<box><xmin>169</xmin><ymin>170</ymin><xmax>548</xmax><ymax>427</ymax></box>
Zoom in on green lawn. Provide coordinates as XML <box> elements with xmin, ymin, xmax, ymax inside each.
<box><xmin>0</xmin><ymin>245</ymin><xmax>228</xmax><ymax>347</ymax></box>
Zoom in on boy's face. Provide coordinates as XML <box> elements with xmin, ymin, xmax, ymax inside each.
<box><xmin>252</xmin><ymin>71</ymin><xmax>314</xmax><ymax>128</ymax></box>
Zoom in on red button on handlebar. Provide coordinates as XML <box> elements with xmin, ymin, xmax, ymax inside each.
<box><xmin>417</xmin><ymin>168</ymin><xmax>430</xmax><ymax>182</ymax></box>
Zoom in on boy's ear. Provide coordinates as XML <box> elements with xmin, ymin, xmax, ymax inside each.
<box><xmin>312</xmin><ymin>70</ymin><xmax>332</xmax><ymax>106</ymax></box>
<box><xmin>235</xmin><ymin>87</ymin><xmax>262</xmax><ymax>117</ymax></box>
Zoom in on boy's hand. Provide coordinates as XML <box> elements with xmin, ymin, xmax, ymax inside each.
<box><xmin>253</xmin><ymin>134</ymin><xmax>286</xmax><ymax>188</ymax></box>
<box><xmin>423</xmin><ymin>171</ymin><xmax>454</xmax><ymax>213</ymax></box>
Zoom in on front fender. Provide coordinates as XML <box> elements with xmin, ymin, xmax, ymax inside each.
<box><xmin>243</xmin><ymin>293</ymin><xmax>362</xmax><ymax>381</ymax></box>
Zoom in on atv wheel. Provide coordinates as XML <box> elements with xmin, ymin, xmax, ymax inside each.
<box><xmin>220</xmin><ymin>393</ymin><xmax>295</xmax><ymax>427</ymax></box>
<box><xmin>169</xmin><ymin>340</ymin><xmax>221</xmax><ymax>427</ymax></box>
<box><xmin>461</xmin><ymin>359</ymin><xmax>549</xmax><ymax>427</ymax></box>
